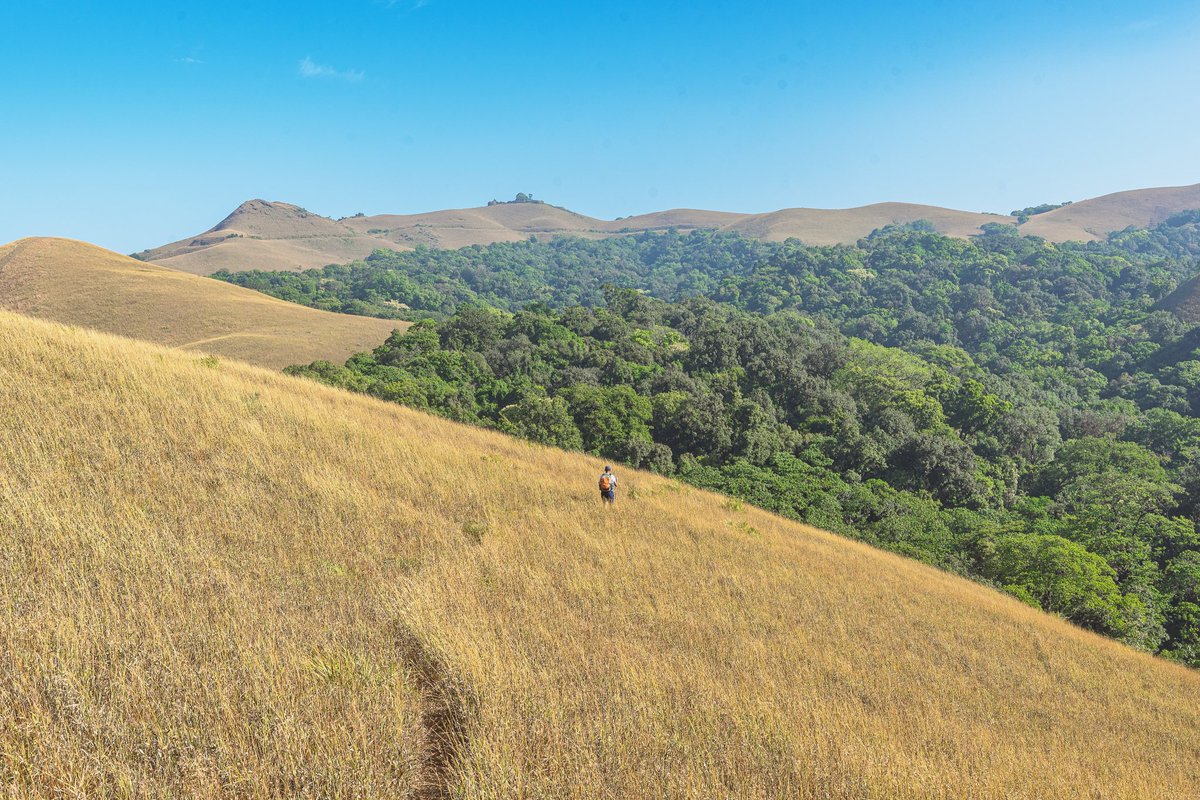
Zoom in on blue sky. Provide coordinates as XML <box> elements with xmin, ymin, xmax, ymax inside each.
<box><xmin>2</xmin><ymin>1</ymin><xmax>1199</xmax><ymax>253</ymax></box>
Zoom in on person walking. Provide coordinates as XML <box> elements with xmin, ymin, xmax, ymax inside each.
<box><xmin>598</xmin><ymin>464</ymin><xmax>618</xmax><ymax>506</ymax></box>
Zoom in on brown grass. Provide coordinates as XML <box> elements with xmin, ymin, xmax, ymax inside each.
<box><xmin>0</xmin><ymin>237</ymin><xmax>402</xmax><ymax>369</ymax></box>
<box><xmin>3</xmin><ymin>311</ymin><xmax>1200</xmax><ymax>798</ymax></box>
<box><xmin>721</xmin><ymin>202</ymin><xmax>1014</xmax><ymax>244</ymax></box>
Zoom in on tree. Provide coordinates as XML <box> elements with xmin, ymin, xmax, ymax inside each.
<box><xmin>561</xmin><ymin>384</ymin><xmax>653</xmax><ymax>457</ymax></box>
<box><xmin>889</xmin><ymin>433</ymin><xmax>984</xmax><ymax>507</ymax></box>
<box><xmin>985</xmin><ymin>534</ymin><xmax>1140</xmax><ymax>640</ymax></box>
<box><xmin>652</xmin><ymin>390</ymin><xmax>732</xmax><ymax>461</ymax></box>
<box><xmin>439</xmin><ymin>305</ymin><xmax>505</xmax><ymax>352</ymax></box>
<box><xmin>1162</xmin><ymin>600</ymin><xmax>1200</xmax><ymax>666</ymax></box>
<box><xmin>500</xmin><ymin>395</ymin><xmax>583</xmax><ymax>450</ymax></box>
<box><xmin>284</xmin><ymin>360</ymin><xmax>371</xmax><ymax>392</ymax></box>
<box><xmin>1164</xmin><ymin>551</ymin><xmax>1200</xmax><ymax>602</ymax></box>
<box><xmin>1034</xmin><ymin>438</ymin><xmax>1175</xmax><ymax>516</ymax></box>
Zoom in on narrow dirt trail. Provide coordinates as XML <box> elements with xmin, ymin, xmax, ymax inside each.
<box><xmin>397</xmin><ymin>624</ymin><xmax>471</xmax><ymax>800</ymax></box>
<box><xmin>0</xmin><ymin>239</ymin><xmax>29</xmax><ymax>275</ymax></box>
<box><xmin>174</xmin><ymin>332</ymin><xmax>278</xmax><ymax>349</ymax></box>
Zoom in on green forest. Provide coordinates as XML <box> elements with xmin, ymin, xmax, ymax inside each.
<box><xmin>219</xmin><ymin>212</ymin><xmax>1200</xmax><ymax>664</ymax></box>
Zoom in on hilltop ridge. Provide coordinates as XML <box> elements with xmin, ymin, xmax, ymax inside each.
<box><xmin>136</xmin><ymin>182</ymin><xmax>1200</xmax><ymax>275</ymax></box>
<box><xmin>211</xmin><ymin>199</ymin><xmax>358</xmax><ymax>238</ymax></box>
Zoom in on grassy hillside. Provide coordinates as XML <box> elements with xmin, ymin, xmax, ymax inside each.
<box><xmin>138</xmin><ymin>198</ymin><xmax>1023</xmax><ymax>275</ymax></box>
<box><xmin>137</xmin><ymin>200</ymin><xmax>396</xmax><ymax>274</ymax></box>
<box><xmin>3</xmin><ymin>311</ymin><xmax>1200</xmax><ymax>798</ymax></box>
<box><xmin>720</xmin><ymin>201</ymin><xmax>1010</xmax><ymax>243</ymax></box>
<box><xmin>1022</xmin><ymin>182</ymin><xmax>1200</xmax><ymax>241</ymax></box>
<box><xmin>0</xmin><ymin>237</ymin><xmax>401</xmax><ymax>369</ymax></box>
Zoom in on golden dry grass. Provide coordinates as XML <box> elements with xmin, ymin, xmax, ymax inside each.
<box><xmin>144</xmin><ymin>199</ymin><xmax>1016</xmax><ymax>275</ymax></box>
<box><xmin>149</xmin><ymin>235</ymin><xmax>392</xmax><ymax>276</ymax></box>
<box><xmin>3</xmin><ymin>311</ymin><xmax>1200</xmax><ymax>798</ymax></box>
<box><xmin>0</xmin><ymin>237</ymin><xmax>402</xmax><ymax>369</ymax></box>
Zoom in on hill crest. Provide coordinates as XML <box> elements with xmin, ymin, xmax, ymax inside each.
<box><xmin>211</xmin><ymin>198</ymin><xmax>357</xmax><ymax>239</ymax></box>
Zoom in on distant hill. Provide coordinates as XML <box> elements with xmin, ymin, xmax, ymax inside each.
<box><xmin>3</xmin><ymin>309</ymin><xmax>1199</xmax><ymax>797</ymax></box>
<box><xmin>718</xmin><ymin>201</ymin><xmax>1009</xmax><ymax>243</ymax></box>
<box><xmin>137</xmin><ymin>200</ymin><xmax>398</xmax><ymax>275</ymax></box>
<box><xmin>140</xmin><ymin>199</ymin><xmax>1018</xmax><ymax>275</ymax></box>
<box><xmin>137</xmin><ymin>183</ymin><xmax>1200</xmax><ymax>275</ymax></box>
<box><xmin>1020</xmin><ymin>183</ymin><xmax>1200</xmax><ymax>241</ymax></box>
<box><xmin>342</xmin><ymin>201</ymin><xmax>608</xmax><ymax>250</ymax></box>
<box><xmin>0</xmin><ymin>237</ymin><xmax>401</xmax><ymax>368</ymax></box>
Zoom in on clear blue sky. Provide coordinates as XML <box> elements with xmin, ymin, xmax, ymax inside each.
<box><xmin>2</xmin><ymin>1</ymin><xmax>1199</xmax><ymax>253</ymax></box>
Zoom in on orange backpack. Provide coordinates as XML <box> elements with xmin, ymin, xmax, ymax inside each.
<box><xmin>599</xmin><ymin>475</ymin><xmax>611</xmax><ymax>491</ymax></box>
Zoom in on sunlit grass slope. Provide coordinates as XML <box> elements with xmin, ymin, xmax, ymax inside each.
<box><xmin>0</xmin><ymin>237</ymin><xmax>402</xmax><ymax>369</ymax></box>
<box><xmin>2</xmin><ymin>311</ymin><xmax>1199</xmax><ymax>799</ymax></box>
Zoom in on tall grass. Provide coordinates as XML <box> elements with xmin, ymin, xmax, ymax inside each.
<box><xmin>2</xmin><ymin>311</ymin><xmax>1199</xmax><ymax>798</ymax></box>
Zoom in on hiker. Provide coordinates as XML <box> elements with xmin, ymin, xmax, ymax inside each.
<box><xmin>598</xmin><ymin>464</ymin><xmax>617</xmax><ymax>505</ymax></box>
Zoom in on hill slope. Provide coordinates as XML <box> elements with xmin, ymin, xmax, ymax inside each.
<box><xmin>2</xmin><ymin>311</ymin><xmax>1199</xmax><ymax>798</ymax></box>
<box><xmin>342</xmin><ymin>202</ymin><xmax>610</xmax><ymax>251</ymax></box>
<box><xmin>720</xmin><ymin>201</ymin><xmax>1009</xmax><ymax>243</ymax></box>
<box><xmin>136</xmin><ymin>200</ymin><xmax>398</xmax><ymax>274</ymax></box>
<box><xmin>0</xmin><ymin>237</ymin><xmax>401</xmax><ymax>369</ymax></box>
<box><xmin>1021</xmin><ymin>183</ymin><xmax>1200</xmax><ymax>241</ymax></box>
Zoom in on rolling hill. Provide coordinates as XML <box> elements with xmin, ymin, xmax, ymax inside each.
<box><xmin>137</xmin><ymin>182</ymin><xmax>1200</xmax><ymax>275</ymax></box>
<box><xmin>1021</xmin><ymin>183</ymin><xmax>1200</xmax><ymax>241</ymax></box>
<box><xmin>2</xmin><ymin>310</ymin><xmax>1199</xmax><ymax>798</ymax></box>
<box><xmin>140</xmin><ymin>199</ymin><xmax>403</xmax><ymax>275</ymax></box>
<box><xmin>718</xmin><ymin>201</ymin><xmax>1010</xmax><ymax>243</ymax></box>
<box><xmin>0</xmin><ymin>236</ymin><xmax>402</xmax><ymax>369</ymax></box>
